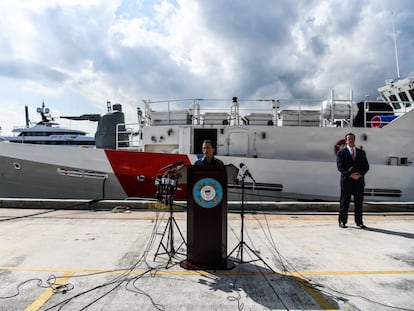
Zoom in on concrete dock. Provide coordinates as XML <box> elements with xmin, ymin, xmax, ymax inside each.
<box><xmin>1</xmin><ymin>198</ymin><xmax>413</xmax><ymax>212</ymax></box>
<box><xmin>0</xmin><ymin>205</ymin><xmax>413</xmax><ymax>310</ymax></box>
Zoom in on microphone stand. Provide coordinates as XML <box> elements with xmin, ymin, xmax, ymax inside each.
<box><xmin>154</xmin><ymin>171</ymin><xmax>186</xmax><ymax>268</ymax></box>
<box><xmin>227</xmin><ymin>173</ymin><xmax>274</xmax><ymax>272</ymax></box>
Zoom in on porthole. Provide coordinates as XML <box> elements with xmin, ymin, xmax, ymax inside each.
<box><xmin>13</xmin><ymin>162</ymin><xmax>21</xmax><ymax>170</ymax></box>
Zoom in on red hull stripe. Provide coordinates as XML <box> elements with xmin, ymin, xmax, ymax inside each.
<box><xmin>105</xmin><ymin>150</ymin><xmax>191</xmax><ymax>199</ymax></box>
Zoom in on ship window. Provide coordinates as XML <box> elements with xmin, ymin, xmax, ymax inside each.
<box><xmin>399</xmin><ymin>91</ymin><xmax>409</xmax><ymax>102</ymax></box>
<box><xmin>389</xmin><ymin>94</ymin><xmax>401</xmax><ymax>110</ymax></box>
<box><xmin>408</xmin><ymin>89</ymin><xmax>414</xmax><ymax>102</ymax></box>
<box><xmin>392</xmin><ymin>103</ymin><xmax>401</xmax><ymax>110</ymax></box>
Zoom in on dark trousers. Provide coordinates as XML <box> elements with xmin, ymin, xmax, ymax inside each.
<box><xmin>339</xmin><ymin>180</ymin><xmax>364</xmax><ymax>225</ymax></box>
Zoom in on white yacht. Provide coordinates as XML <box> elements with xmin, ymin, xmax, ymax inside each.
<box><xmin>2</xmin><ymin>102</ymin><xmax>95</xmax><ymax>146</ymax></box>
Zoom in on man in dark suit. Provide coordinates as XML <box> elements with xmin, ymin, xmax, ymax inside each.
<box><xmin>194</xmin><ymin>140</ymin><xmax>224</xmax><ymax>166</ymax></box>
<box><xmin>336</xmin><ymin>133</ymin><xmax>369</xmax><ymax>229</ymax></box>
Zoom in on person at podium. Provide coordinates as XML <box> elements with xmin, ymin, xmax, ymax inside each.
<box><xmin>194</xmin><ymin>140</ymin><xmax>224</xmax><ymax>166</ymax></box>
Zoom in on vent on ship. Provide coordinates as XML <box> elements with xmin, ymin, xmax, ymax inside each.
<box><xmin>364</xmin><ymin>188</ymin><xmax>402</xmax><ymax>197</ymax></box>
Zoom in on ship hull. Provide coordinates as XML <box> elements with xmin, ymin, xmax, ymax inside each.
<box><xmin>0</xmin><ymin>142</ymin><xmax>412</xmax><ymax>202</ymax></box>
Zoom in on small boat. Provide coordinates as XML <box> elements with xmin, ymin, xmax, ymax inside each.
<box><xmin>2</xmin><ymin>102</ymin><xmax>95</xmax><ymax>147</ymax></box>
<box><xmin>0</xmin><ymin>78</ymin><xmax>413</xmax><ymax>202</ymax></box>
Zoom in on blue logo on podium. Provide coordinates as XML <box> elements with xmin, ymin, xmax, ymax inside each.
<box><xmin>193</xmin><ymin>178</ymin><xmax>223</xmax><ymax>208</ymax></box>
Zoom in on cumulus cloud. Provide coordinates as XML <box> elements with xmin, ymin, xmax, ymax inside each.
<box><xmin>0</xmin><ymin>0</ymin><xmax>413</xmax><ymax>135</ymax></box>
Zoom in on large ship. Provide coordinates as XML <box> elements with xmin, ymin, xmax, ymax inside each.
<box><xmin>0</xmin><ymin>78</ymin><xmax>413</xmax><ymax>202</ymax></box>
<box><xmin>2</xmin><ymin>102</ymin><xmax>96</xmax><ymax>147</ymax></box>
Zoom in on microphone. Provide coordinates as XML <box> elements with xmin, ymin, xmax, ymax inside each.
<box><xmin>155</xmin><ymin>174</ymin><xmax>163</xmax><ymax>201</ymax></box>
<box><xmin>239</xmin><ymin>163</ymin><xmax>256</xmax><ymax>183</ymax></box>
<box><xmin>159</xmin><ymin>160</ymin><xmax>185</xmax><ymax>171</ymax></box>
<box><xmin>155</xmin><ymin>174</ymin><xmax>162</xmax><ymax>186</ymax></box>
<box><xmin>169</xmin><ymin>174</ymin><xmax>177</xmax><ymax>186</ymax></box>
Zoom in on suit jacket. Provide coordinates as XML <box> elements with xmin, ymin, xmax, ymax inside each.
<box><xmin>336</xmin><ymin>147</ymin><xmax>369</xmax><ymax>188</ymax></box>
<box><xmin>194</xmin><ymin>156</ymin><xmax>224</xmax><ymax>166</ymax></box>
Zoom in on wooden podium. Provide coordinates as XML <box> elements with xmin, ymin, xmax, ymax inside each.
<box><xmin>179</xmin><ymin>165</ymin><xmax>237</xmax><ymax>270</ymax></box>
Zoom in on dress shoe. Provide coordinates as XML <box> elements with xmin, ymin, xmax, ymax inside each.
<box><xmin>339</xmin><ymin>223</ymin><xmax>347</xmax><ymax>228</ymax></box>
<box><xmin>357</xmin><ymin>224</ymin><xmax>367</xmax><ymax>229</ymax></box>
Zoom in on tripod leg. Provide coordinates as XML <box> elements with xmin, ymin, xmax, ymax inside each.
<box><xmin>227</xmin><ymin>178</ymin><xmax>274</xmax><ymax>272</ymax></box>
<box><xmin>154</xmin><ymin>217</ymin><xmax>172</xmax><ymax>260</ymax></box>
<box><xmin>154</xmin><ymin>215</ymin><xmax>187</xmax><ymax>267</ymax></box>
<box><xmin>242</xmin><ymin>242</ymin><xmax>275</xmax><ymax>273</ymax></box>
<box><xmin>172</xmin><ymin>217</ymin><xmax>187</xmax><ymax>246</ymax></box>
<box><xmin>164</xmin><ymin>216</ymin><xmax>186</xmax><ymax>268</ymax></box>
<box><xmin>154</xmin><ymin>183</ymin><xmax>186</xmax><ymax>268</ymax></box>
<box><xmin>227</xmin><ymin>241</ymin><xmax>242</xmax><ymax>259</ymax></box>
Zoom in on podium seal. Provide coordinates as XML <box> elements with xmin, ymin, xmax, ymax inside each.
<box><xmin>193</xmin><ymin>178</ymin><xmax>223</xmax><ymax>208</ymax></box>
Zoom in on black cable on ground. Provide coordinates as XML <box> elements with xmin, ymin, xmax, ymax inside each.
<box><xmin>252</xmin><ymin>211</ymin><xmax>413</xmax><ymax>311</ymax></box>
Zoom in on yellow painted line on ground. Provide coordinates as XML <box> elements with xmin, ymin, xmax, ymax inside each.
<box><xmin>24</xmin><ymin>271</ymin><xmax>75</xmax><ymax>311</ymax></box>
<box><xmin>0</xmin><ymin>266</ymin><xmax>105</xmax><ymax>274</ymax></box>
<box><xmin>2</xmin><ymin>267</ymin><xmax>412</xmax><ymax>311</ymax></box>
<box><xmin>291</xmin><ymin>270</ymin><xmax>414</xmax><ymax>276</ymax></box>
<box><xmin>295</xmin><ymin>276</ymin><xmax>338</xmax><ymax>311</ymax></box>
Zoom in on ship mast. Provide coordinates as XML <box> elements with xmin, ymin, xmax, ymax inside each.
<box><xmin>391</xmin><ymin>11</ymin><xmax>400</xmax><ymax>80</ymax></box>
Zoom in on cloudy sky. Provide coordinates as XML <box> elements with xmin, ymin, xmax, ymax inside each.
<box><xmin>0</xmin><ymin>0</ymin><xmax>413</xmax><ymax>136</ymax></box>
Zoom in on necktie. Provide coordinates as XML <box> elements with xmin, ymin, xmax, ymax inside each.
<box><xmin>351</xmin><ymin>148</ymin><xmax>355</xmax><ymax>160</ymax></box>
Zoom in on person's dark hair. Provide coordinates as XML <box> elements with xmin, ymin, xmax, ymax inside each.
<box><xmin>203</xmin><ymin>139</ymin><xmax>215</xmax><ymax>148</ymax></box>
<box><xmin>345</xmin><ymin>133</ymin><xmax>355</xmax><ymax>139</ymax></box>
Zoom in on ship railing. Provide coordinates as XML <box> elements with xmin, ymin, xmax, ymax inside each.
<box><xmin>141</xmin><ymin>98</ymin><xmax>330</xmax><ymax>127</ymax></box>
<box><xmin>362</xmin><ymin>99</ymin><xmax>413</xmax><ymax>128</ymax></box>
<box><xmin>116</xmin><ymin>123</ymin><xmax>142</xmax><ymax>151</ymax></box>
<box><xmin>140</xmin><ymin>96</ymin><xmax>413</xmax><ymax>129</ymax></box>
<box><xmin>385</xmin><ymin>100</ymin><xmax>412</xmax><ymax>114</ymax></box>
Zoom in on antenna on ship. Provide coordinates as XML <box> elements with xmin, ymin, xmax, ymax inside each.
<box><xmin>25</xmin><ymin>105</ymin><xmax>30</xmax><ymax>128</ymax></box>
<box><xmin>391</xmin><ymin>10</ymin><xmax>400</xmax><ymax>80</ymax></box>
